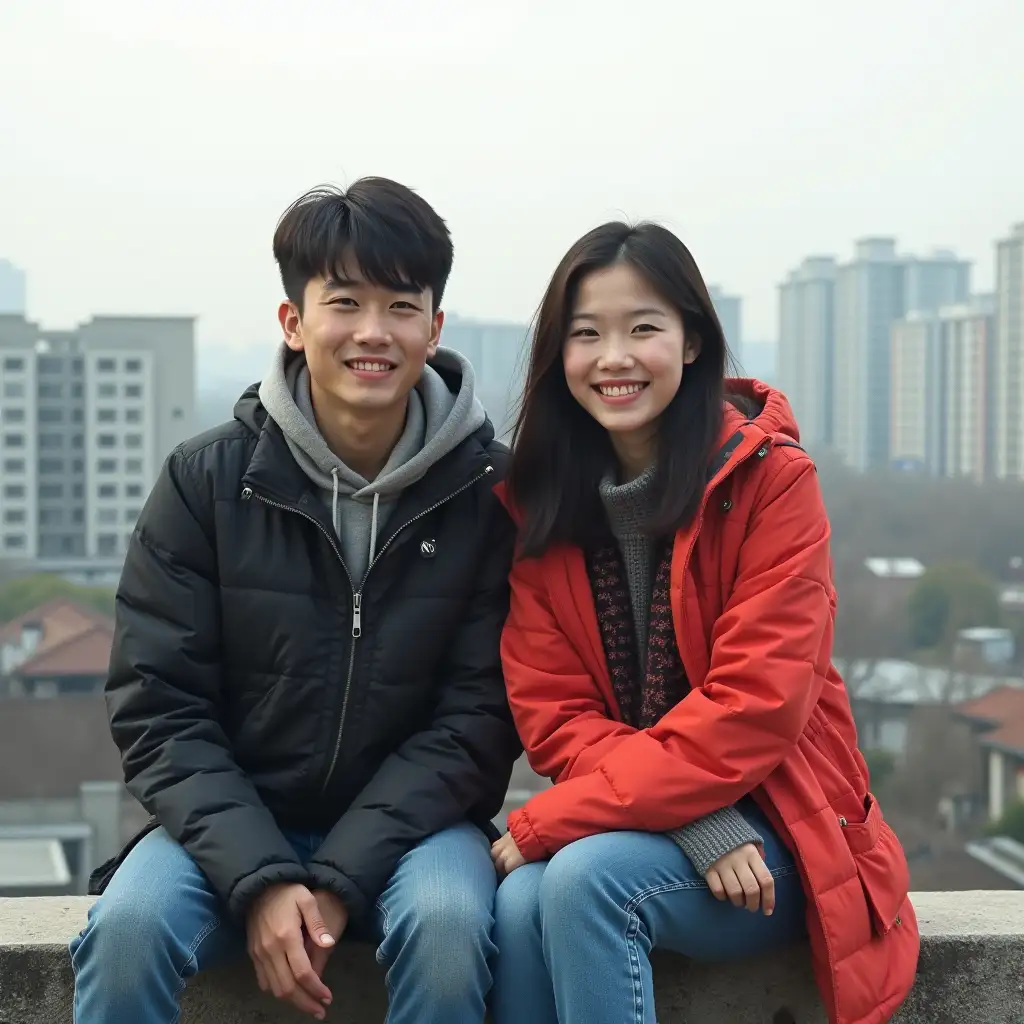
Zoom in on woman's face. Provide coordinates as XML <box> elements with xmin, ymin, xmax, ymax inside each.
<box><xmin>562</xmin><ymin>262</ymin><xmax>700</xmax><ymax>469</ymax></box>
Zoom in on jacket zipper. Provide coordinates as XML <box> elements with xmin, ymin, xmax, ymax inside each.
<box><xmin>241</xmin><ymin>461</ymin><xmax>494</xmax><ymax>793</ymax></box>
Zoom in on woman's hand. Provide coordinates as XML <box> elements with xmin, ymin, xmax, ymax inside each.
<box><xmin>491</xmin><ymin>831</ymin><xmax>527</xmax><ymax>879</ymax></box>
<box><xmin>705</xmin><ymin>843</ymin><xmax>775</xmax><ymax>915</ymax></box>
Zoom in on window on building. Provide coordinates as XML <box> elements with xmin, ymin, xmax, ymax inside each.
<box><xmin>97</xmin><ymin>533</ymin><xmax>119</xmax><ymax>555</ymax></box>
<box><xmin>39</xmin><ymin>458</ymin><xmax>63</xmax><ymax>473</ymax></box>
<box><xmin>97</xmin><ymin>459</ymin><xmax>117</xmax><ymax>473</ymax></box>
<box><xmin>124</xmin><ymin>384</ymin><xmax>143</xmax><ymax>399</ymax></box>
<box><xmin>38</xmin><ymin>357</ymin><xmax>63</xmax><ymax>374</ymax></box>
<box><xmin>72</xmin><ymin>483</ymin><xmax>84</xmax><ymax>498</ymax></box>
<box><xmin>3</xmin><ymin>484</ymin><xmax>25</xmax><ymax>499</ymax></box>
<box><xmin>71</xmin><ymin>382</ymin><xmax>84</xmax><ymax>398</ymax></box>
<box><xmin>39</xmin><ymin>383</ymin><xmax>62</xmax><ymax>399</ymax></box>
<box><xmin>125</xmin><ymin>408</ymin><xmax>142</xmax><ymax>423</ymax></box>
<box><xmin>39</xmin><ymin>434</ymin><xmax>62</xmax><ymax>449</ymax></box>
<box><xmin>71</xmin><ymin>408</ymin><xmax>83</xmax><ymax>423</ymax></box>
<box><xmin>3</xmin><ymin>433</ymin><xmax>25</xmax><ymax>448</ymax></box>
<box><xmin>1</xmin><ymin>407</ymin><xmax>25</xmax><ymax>423</ymax></box>
<box><xmin>72</xmin><ymin>358</ymin><xmax>83</xmax><ymax>373</ymax></box>
<box><xmin>71</xmin><ymin>458</ymin><xmax>84</xmax><ymax>472</ymax></box>
<box><xmin>125</xmin><ymin>508</ymin><xmax>142</xmax><ymax>523</ymax></box>
<box><xmin>97</xmin><ymin>382</ymin><xmax>116</xmax><ymax>398</ymax></box>
<box><xmin>3</xmin><ymin>535</ymin><xmax>26</xmax><ymax>551</ymax></box>
<box><xmin>97</xmin><ymin>508</ymin><xmax>118</xmax><ymax>524</ymax></box>
<box><xmin>3</xmin><ymin>458</ymin><xmax>25</xmax><ymax>473</ymax></box>
<box><xmin>97</xmin><ymin>434</ymin><xmax>116</xmax><ymax>448</ymax></box>
<box><xmin>125</xmin><ymin>358</ymin><xmax>143</xmax><ymax>373</ymax></box>
<box><xmin>125</xmin><ymin>458</ymin><xmax>143</xmax><ymax>474</ymax></box>
<box><xmin>126</xmin><ymin>483</ymin><xmax>143</xmax><ymax>498</ymax></box>
<box><xmin>3</xmin><ymin>382</ymin><xmax>24</xmax><ymax>398</ymax></box>
<box><xmin>2</xmin><ymin>357</ymin><xmax>25</xmax><ymax>372</ymax></box>
<box><xmin>71</xmin><ymin>509</ymin><xmax>84</xmax><ymax>524</ymax></box>
<box><xmin>71</xmin><ymin>434</ymin><xmax>83</xmax><ymax>449</ymax></box>
<box><xmin>124</xmin><ymin>433</ymin><xmax>143</xmax><ymax>449</ymax></box>
<box><xmin>98</xmin><ymin>484</ymin><xmax>117</xmax><ymax>498</ymax></box>
<box><xmin>39</xmin><ymin>483</ymin><xmax>63</xmax><ymax>499</ymax></box>
<box><xmin>39</xmin><ymin>407</ymin><xmax>63</xmax><ymax>423</ymax></box>
<box><xmin>97</xmin><ymin>408</ymin><xmax>117</xmax><ymax>423</ymax></box>
<box><xmin>96</xmin><ymin>358</ymin><xmax>116</xmax><ymax>372</ymax></box>
<box><xmin>39</xmin><ymin>508</ymin><xmax>63</xmax><ymax>525</ymax></box>
<box><xmin>3</xmin><ymin>509</ymin><xmax>26</xmax><ymax>524</ymax></box>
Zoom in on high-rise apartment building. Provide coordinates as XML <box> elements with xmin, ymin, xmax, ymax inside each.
<box><xmin>441</xmin><ymin>313</ymin><xmax>530</xmax><ymax>435</ymax></box>
<box><xmin>994</xmin><ymin>223</ymin><xmax>1024</xmax><ymax>480</ymax></box>
<box><xmin>890</xmin><ymin>311</ymin><xmax>943</xmax><ymax>474</ymax></box>
<box><xmin>0</xmin><ymin>261</ymin><xmax>26</xmax><ymax>316</ymax></box>
<box><xmin>0</xmin><ymin>315</ymin><xmax>195</xmax><ymax>563</ymax></box>
<box><xmin>833</xmin><ymin>240</ymin><xmax>970</xmax><ymax>471</ymax></box>
<box><xmin>943</xmin><ymin>298</ymin><xmax>995</xmax><ymax>482</ymax></box>
<box><xmin>889</xmin><ymin>297</ymin><xmax>995</xmax><ymax>481</ymax></box>
<box><xmin>708</xmin><ymin>286</ymin><xmax>742</xmax><ymax>362</ymax></box>
<box><xmin>778</xmin><ymin>257</ymin><xmax>836</xmax><ymax>448</ymax></box>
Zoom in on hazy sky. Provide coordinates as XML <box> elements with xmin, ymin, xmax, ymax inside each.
<box><xmin>1</xmin><ymin>0</ymin><xmax>1021</xmax><ymax>360</ymax></box>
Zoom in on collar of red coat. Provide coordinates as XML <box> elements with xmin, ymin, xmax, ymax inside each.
<box><xmin>494</xmin><ymin>377</ymin><xmax>800</xmax><ymax>520</ymax></box>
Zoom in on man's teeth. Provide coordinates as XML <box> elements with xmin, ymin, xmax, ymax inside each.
<box><xmin>598</xmin><ymin>383</ymin><xmax>646</xmax><ymax>397</ymax></box>
<box><xmin>349</xmin><ymin>361</ymin><xmax>393</xmax><ymax>372</ymax></box>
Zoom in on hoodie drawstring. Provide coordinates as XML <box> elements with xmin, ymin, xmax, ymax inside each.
<box><xmin>368</xmin><ymin>492</ymin><xmax>380</xmax><ymax>568</ymax></box>
<box><xmin>331</xmin><ymin>468</ymin><xmax>341</xmax><ymax>541</ymax></box>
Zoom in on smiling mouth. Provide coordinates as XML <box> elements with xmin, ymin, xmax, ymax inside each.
<box><xmin>594</xmin><ymin>382</ymin><xmax>649</xmax><ymax>397</ymax></box>
<box><xmin>345</xmin><ymin>359</ymin><xmax>396</xmax><ymax>374</ymax></box>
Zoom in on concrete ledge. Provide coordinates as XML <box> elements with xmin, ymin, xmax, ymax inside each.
<box><xmin>1</xmin><ymin>892</ymin><xmax>1022</xmax><ymax>1022</ymax></box>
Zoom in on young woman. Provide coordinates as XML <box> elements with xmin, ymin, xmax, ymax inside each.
<box><xmin>489</xmin><ymin>222</ymin><xmax>919</xmax><ymax>1024</ymax></box>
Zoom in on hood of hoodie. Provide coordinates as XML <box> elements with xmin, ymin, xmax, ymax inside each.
<box><xmin>256</xmin><ymin>344</ymin><xmax>487</xmax><ymax>581</ymax></box>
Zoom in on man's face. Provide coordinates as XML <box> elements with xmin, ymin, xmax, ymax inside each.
<box><xmin>280</xmin><ymin>263</ymin><xmax>442</xmax><ymax>417</ymax></box>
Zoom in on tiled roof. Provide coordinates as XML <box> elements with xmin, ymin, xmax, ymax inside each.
<box><xmin>957</xmin><ymin>685</ymin><xmax>1024</xmax><ymax>756</ymax></box>
<box><xmin>956</xmin><ymin>686</ymin><xmax>1024</xmax><ymax>725</ymax></box>
<box><xmin>13</xmin><ymin>623</ymin><xmax>113</xmax><ymax>679</ymax></box>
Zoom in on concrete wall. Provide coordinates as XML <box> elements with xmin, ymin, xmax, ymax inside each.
<box><xmin>1</xmin><ymin>892</ymin><xmax>1022</xmax><ymax>1022</ymax></box>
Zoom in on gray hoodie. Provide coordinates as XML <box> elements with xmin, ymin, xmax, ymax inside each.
<box><xmin>258</xmin><ymin>344</ymin><xmax>487</xmax><ymax>583</ymax></box>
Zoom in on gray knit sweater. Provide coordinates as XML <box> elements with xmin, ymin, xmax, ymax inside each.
<box><xmin>598</xmin><ymin>468</ymin><xmax>762</xmax><ymax>875</ymax></box>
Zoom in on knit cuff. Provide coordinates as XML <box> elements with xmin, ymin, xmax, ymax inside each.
<box><xmin>666</xmin><ymin>805</ymin><xmax>763</xmax><ymax>876</ymax></box>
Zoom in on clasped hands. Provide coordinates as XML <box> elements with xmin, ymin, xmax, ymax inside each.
<box><xmin>491</xmin><ymin>832</ymin><xmax>776</xmax><ymax>914</ymax></box>
<box><xmin>245</xmin><ymin>882</ymin><xmax>348</xmax><ymax>1019</ymax></box>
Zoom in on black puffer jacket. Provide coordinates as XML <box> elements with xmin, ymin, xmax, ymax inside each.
<box><xmin>100</xmin><ymin>385</ymin><xmax>521</xmax><ymax>920</ymax></box>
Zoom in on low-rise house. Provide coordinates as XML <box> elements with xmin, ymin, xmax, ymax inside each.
<box><xmin>0</xmin><ymin>598</ymin><xmax>113</xmax><ymax>696</ymax></box>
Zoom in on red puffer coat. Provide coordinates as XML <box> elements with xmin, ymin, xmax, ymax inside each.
<box><xmin>498</xmin><ymin>380</ymin><xmax>919</xmax><ymax>1024</ymax></box>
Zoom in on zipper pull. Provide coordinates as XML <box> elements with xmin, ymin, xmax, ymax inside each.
<box><xmin>352</xmin><ymin>593</ymin><xmax>362</xmax><ymax>638</ymax></box>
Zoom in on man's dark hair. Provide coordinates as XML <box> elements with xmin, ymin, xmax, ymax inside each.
<box><xmin>273</xmin><ymin>177</ymin><xmax>453</xmax><ymax>313</ymax></box>
<box><xmin>507</xmin><ymin>221</ymin><xmax>734</xmax><ymax>558</ymax></box>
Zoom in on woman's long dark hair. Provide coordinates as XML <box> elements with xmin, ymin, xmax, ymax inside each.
<box><xmin>507</xmin><ymin>221</ymin><xmax>731</xmax><ymax>558</ymax></box>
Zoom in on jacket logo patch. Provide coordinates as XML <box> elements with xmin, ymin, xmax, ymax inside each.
<box><xmin>420</xmin><ymin>539</ymin><xmax>437</xmax><ymax>558</ymax></box>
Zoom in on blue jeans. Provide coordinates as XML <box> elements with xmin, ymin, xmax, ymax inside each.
<box><xmin>70</xmin><ymin>821</ymin><xmax>497</xmax><ymax>1024</ymax></box>
<box><xmin>491</xmin><ymin>800</ymin><xmax>807</xmax><ymax>1024</ymax></box>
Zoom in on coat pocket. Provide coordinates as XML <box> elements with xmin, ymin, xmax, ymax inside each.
<box><xmin>840</xmin><ymin>793</ymin><xmax>909</xmax><ymax>936</ymax></box>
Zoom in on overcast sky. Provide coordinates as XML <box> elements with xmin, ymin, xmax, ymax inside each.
<box><xmin>1</xmin><ymin>0</ymin><xmax>1020</xmax><ymax>362</ymax></box>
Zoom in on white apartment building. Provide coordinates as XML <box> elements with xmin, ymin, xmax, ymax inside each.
<box><xmin>890</xmin><ymin>312</ymin><xmax>939</xmax><ymax>473</ymax></box>
<box><xmin>943</xmin><ymin>299</ymin><xmax>995</xmax><ymax>482</ymax></box>
<box><xmin>994</xmin><ymin>223</ymin><xmax>1024</xmax><ymax>480</ymax></box>
<box><xmin>0</xmin><ymin>315</ymin><xmax>195</xmax><ymax>563</ymax></box>
<box><xmin>889</xmin><ymin>298</ymin><xmax>995</xmax><ymax>481</ymax></box>
<box><xmin>833</xmin><ymin>240</ymin><xmax>970</xmax><ymax>471</ymax></box>
<box><xmin>778</xmin><ymin>257</ymin><xmax>836</xmax><ymax>449</ymax></box>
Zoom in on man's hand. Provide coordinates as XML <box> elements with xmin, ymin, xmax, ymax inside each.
<box><xmin>246</xmin><ymin>882</ymin><xmax>337</xmax><ymax>1019</ymax></box>
<box><xmin>491</xmin><ymin>831</ymin><xmax>527</xmax><ymax>879</ymax></box>
<box><xmin>305</xmin><ymin>890</ymin><xmax>348</xmax><ymax>979</ymax></box>
<box><xmin>705</xmin><ymin>843</ymin><xmax>775</xmax><ymax>915</ymax></box>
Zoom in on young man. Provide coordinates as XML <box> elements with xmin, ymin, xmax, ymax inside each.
<box><xmin>70</xmin><ymin>177</ymin><xmax>522</xmax><ymax>1023</ymax></box>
